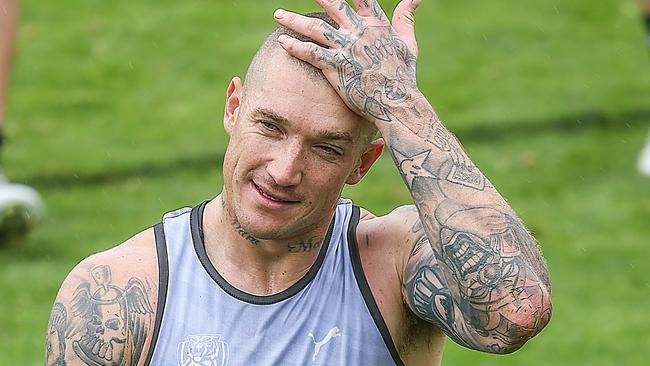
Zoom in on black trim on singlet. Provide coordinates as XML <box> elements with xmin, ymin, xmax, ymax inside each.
<box><xmin>347</xmin><ymin>205</ymin><xmax>405</xmax><ymax>366</ymax></box>
<box><xmin>190</xmin><ymin>200</ymin><xmax>336</xmax><ymax>305</ymax></box>
<box><xmin>143</xmin><ymin>222</ymin><xmax>170</xmax><ymax>365</ymax></box>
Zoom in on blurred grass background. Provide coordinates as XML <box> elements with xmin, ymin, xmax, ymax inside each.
<box><xmin>1</xmin><ymin>0</ymin><xmax>650</xmax><ymax>364</ymax></box>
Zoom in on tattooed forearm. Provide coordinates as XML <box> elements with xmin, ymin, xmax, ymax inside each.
<box><xmin>386</xmin><ymin>103</ymin><xmax>487</xmax><ymax>192</ymax></box>
<box><xmin>391</xmin><ymin>148</ymin><xmax>437</xmax><ymax>189</ymax></box>
<box><xmin>46</xmin><ymin>265</ymin><xmax>153</xmax><ymax>365</ymax></box>
<box><xmin>384</xmin><ymin>91</ymin><xmax>551</xmax><ymax>352</ymax></box>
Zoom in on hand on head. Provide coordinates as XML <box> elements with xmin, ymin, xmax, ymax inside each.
<box><xmin>273</xmin><ymin>0</ymin><xmax>422</xmax><ymax>124</ymax></box>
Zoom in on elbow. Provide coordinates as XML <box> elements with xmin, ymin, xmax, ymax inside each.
<box><xmin>491</xmin><ymin>293</ymin><xmax>553</xmax><ymax>354</ymax></box>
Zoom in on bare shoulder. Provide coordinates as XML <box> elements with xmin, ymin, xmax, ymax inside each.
<box><xmin>360</xmin><ymin>204</ymin><xmax>420</xmax><ymax>229</ymax></box>
<box><xmin>45</xmin><ymin>228</ymin><xmax>159</xmax><ymax>366</ymax></box>
<box><xmin>357</xmin><ymin>205</ymin><xmax>421</xmax><ymax>261</ymax></box>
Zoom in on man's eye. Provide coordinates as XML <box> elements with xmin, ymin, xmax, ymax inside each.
<box><xmin>317</xmin><ymin>145</ymin><xmax>341</xmax><ymax>156</ymax></box>
<box><xmin>260</xmin><ymin>121</ymin><xmax>279</xmax><ymax>132</ymax></box>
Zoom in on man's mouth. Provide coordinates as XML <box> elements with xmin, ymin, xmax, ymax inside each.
<box><xmin>252</xmin><ymin>182</ymin><xmax>299</xmax><ymax>204</ymax></box>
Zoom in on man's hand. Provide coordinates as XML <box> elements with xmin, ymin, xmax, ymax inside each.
<box><xmin>274</xmin><ymin>0</ymin><xmax>421</xmax><ymax>124</ymax></box>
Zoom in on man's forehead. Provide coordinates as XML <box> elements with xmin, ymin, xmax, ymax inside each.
<box><xmin>243</xmin><ymin>48</ymin><xmax>369</xmax><ymax>143</ymax></box>
<box><xmin>248</xmin><ymin>49</ymin><xmax>336</xmax><ymax>98</ymax></box>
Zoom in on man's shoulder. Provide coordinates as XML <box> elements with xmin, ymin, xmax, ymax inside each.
<box><xmin>47</xmin><ymin>228</ymin><xmax>159</xmax><ymax>365</ymax></box>
<box><xmin>357</xmin><ymin>204</ymin><xmax>419</xmax><ymax>239</ymax></box>
<box><xmin>354</xmin><ymin>204</ymin><xmax>420</xmax><ymax>282</ymax></box>
<box><xmin>56</xmin><ymin>227</ymin><xmax>158</xmax><ymax>301</ymax></box>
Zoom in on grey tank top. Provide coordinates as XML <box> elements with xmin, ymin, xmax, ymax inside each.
<box><xmin>144</xmin><ymin>199</ymin><xmax>404</xmax><ymax>365</ymax></box>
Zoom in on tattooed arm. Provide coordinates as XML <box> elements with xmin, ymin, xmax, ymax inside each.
<box><xmin>275</xmin><ymin>0</ymin><xmax>551</xmax><ymax>353</ymax></box>
<box><xmin>45</xmin><ymin>229</ymin><xmax>157</xmax><ymax>365</ymax></box>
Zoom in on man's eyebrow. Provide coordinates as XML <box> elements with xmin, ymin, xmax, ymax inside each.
<box><xmin>251</xmin><ymin>108</ymin><xmax>290</xmax><ymax>125</ymax></box>
<box><xmin>316</xmin><ymin>131</ymin><xmax>354</xmax><ymax>143</ymax></box>
<box><xmin>252</xmin><ymin>107</ymin><xmax>354</xmax><ymax>143</ymax></box>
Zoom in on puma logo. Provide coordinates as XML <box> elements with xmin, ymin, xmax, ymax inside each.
<box><xmin>307</xmin><ymin>326</ymin><xmax>341</xmax><ymax>362</ymax></box>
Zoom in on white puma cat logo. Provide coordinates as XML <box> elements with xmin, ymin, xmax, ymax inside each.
<box><xmin>308</xmin><ymin>326</ymin><xmax>341</xmax><ymax>362</ymax></box>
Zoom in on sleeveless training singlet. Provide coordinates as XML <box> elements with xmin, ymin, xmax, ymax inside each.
<box><xmin>144</xmin><ymin>199</ymin><xmax>404</xmax><ymax>365</ymax></box>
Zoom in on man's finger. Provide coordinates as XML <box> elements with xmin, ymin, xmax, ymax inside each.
<box><xmin>277</xmin><ymin>34</ymin><xmax>337</xmax><ymax>70</ymax></box>
<box><xmin>392</xmin><ymin>0</ymin><xmax>421</xmax><ymax>56</ymax></box>
<box><xmin>351</xmin><ymin>0</ymin><xmax>374</xmax><ymax>17</ymax></box>
<box><xmin>353</xmin><ymin>0</ymin><xmax>387</xmax><ymax>21</ymax></box>
<box><xmin>312</xmin><ymin>0</ymin><xmax>363</xmax><ymax>30</ymax></box>
<box><xmin>274</xmin><ymin>9</ymin><xmax>349</xmax><ymax>48</ymax></box>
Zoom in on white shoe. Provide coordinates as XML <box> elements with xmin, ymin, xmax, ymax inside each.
<box><xmin>0</xmin><ymin>180</ymin><xmax>44</xmax><ymax>244</ymax></box>
<box><xmin>638</xmin><ymin>140</ymin><xmax>650</xmax><ymax>177</ymax></box>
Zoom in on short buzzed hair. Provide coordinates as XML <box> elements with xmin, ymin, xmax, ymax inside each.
<box><xmin>244</xmin><ymin>12</ymin><xmax>338</xmax><ymax>93</ymax></box>
<box><xmin>242</xmin><ymin>12</ymin><xmax>379</xmax><ymax>148</ymax></box>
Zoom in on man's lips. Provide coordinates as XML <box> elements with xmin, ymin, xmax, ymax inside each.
<box><xmin>252</xmin><ymin>182</ymin><xmax>300</xmax><ymax>203</ymax></box>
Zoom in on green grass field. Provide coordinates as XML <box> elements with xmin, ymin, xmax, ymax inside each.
<box><xmin>2</xmin><ymin>0</ymin><xmax>650</xmax><ymax>364</ymax></box>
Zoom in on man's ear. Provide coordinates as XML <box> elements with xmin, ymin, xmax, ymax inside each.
<box><xmin>346</xmin><ymin>138</ymin><xmax>385</xmax><ymax>185</ymax></box>
<box><xmin>224</xmin><ymin>76</ymin><xmax>243</xmax><ymax>136</ymax></box>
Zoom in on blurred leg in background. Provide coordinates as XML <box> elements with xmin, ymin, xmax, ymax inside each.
<box><xmin>638</xmin><ymin>0</ymin><xmax>650</xmax><ymax>176</ymax></box>
<box><xmin>644</xmin><ymin>0</ymin><xmax>650</xmax><ymax>48</ymax></box>
<box><xmin>0</xmin><ymin>0</ymin><xmax>17</xmax><ymax>140</ymax></box>
<box><xmin>0</xmin><ymin>0</ymin><xmax>43</xmax><ymax>245</ymax></box>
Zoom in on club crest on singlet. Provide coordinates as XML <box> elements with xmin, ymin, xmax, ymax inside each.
<box><xmin>178</xmin><ymin>334</ymin><xmax>229</xmax><ymax>366</ymax></box>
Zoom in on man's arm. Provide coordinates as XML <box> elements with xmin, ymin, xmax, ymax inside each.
<box><xmin>274</xmin><ymin>0</ymin><xmax>551</xmax><ymax>353</ymax></box>
<box><xmin>396</xmin><ymin>203</ymin><xmax>550</xmax><ymax>353</ymax></box>
<box><xmin>45</xmin><ymin>231</ymin><xmax>156</xmax><ymax>365</ymax></box>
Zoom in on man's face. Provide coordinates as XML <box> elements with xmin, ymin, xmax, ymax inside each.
<box><xmin>222</xmin><ymin>51</ymin><xmax>373</xmax><ymax>241</ymax></box>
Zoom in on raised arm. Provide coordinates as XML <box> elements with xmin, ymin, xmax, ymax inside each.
<box><xmin>274</xmin><ymin>0</ymin><xmax>551</xmax><ymax>353</ymax></box>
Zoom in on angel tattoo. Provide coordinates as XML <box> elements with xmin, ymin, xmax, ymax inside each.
<box><xmin>60</xmin><ymin>265</ymin><xmax>153</xmax><ymax>365</ymax></box>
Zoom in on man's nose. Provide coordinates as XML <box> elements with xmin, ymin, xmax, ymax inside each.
<box><xmin>266</xmin><ymin>143</ymin><xmax>304</xmax><ymax>187</ymax></box>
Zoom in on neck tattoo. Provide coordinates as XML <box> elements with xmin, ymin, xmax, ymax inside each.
<box><xmin>231</xmin><ymin>218</ymin><xmax>261</xmax><ymax>246</ymax></box>
<box><xmin>287</xmin><ymin>237</ymin><xmax>323</xmax><ymax>253</ymax></box>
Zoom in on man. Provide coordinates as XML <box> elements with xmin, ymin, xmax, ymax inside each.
<box><xmin>46</xmin><ymin>1</ymin><xmax>551</xmax><ymax>364</ymax></box>
<box><xmin>0</xmin><ymin>0</ymin><xmax>43</xmax><ymax>244</ymax></box>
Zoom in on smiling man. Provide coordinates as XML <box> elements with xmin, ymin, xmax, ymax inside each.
<box><xmin>46</xmin><ymin>1</ymin><xmax>551</xmax><ymax>365</ymax></box>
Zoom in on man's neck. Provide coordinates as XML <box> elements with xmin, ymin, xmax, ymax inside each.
<box><xmin>200</xmin><ymin>195</ymin><xmax>333</xmax><ymax>296</ymax></box>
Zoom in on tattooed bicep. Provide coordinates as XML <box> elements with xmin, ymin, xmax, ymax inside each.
<box><xmin>400</xmin><ymin>217</ymin><xmax>469</xmax><ymax>344</ymax></box>
<box><xmin>401</xmin><ymin>215</ymin><xmax>497</xmax><ymax>350</ymax></box>
<box><xmin>46</xmin><ymin>263</ymin><xmax>154</xmax><ymax>365</ymax></box>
